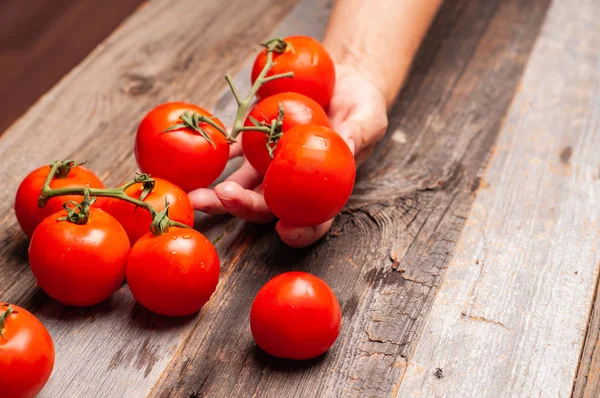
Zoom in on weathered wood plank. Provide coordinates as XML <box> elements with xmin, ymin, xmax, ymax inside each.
<box><xmin>0</xmin><ymin>0</ymin><xmax>297</xmax><ymax>396</ymax></box>
<box><xmin>151</xmin><ymin>0</ymin><xmax>549</xmax><ymax>396</ymax></box>
<box><xmin>398</xmin><ymin>0</ymin><xmax>600</xmax><ymax>396</ymax></box>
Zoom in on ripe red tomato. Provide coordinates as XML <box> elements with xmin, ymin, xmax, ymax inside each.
<box><xmin>29</xmin><ymin>208</ymin><xmax>130</xmax><ymax>306</ymax></box>
<box><xmin>252</xmin><ymin>36</ymin><xmax>336</xmax><ymax>108</ymax></box>
<box><xmin>15</xmin><ymin>164</ymin><xmax>105</xmax><ymax>238</ymax></box>
<box><xmin>242</xmin><ymin>92</ymin><xmax>330</xmax><ymax>175</ymax></box>
<box><xmin>250</xmin><ymin>272</ymin><xmax>341</xmax><ymax>360</ymax></box>
<box><xmin>126</xmin><ymin>228</ymin><xmax>220</xmax><ymax>317</ymax></box>
<box><xmin>263</xmin><ymin>125</ymin><xmax>355</xmax><ymax>226</ymax></box>
<box><xmin>102</xmin><ymin>177</ymin><xmax>194</xmax><ymax>244</ymax></box>
<box><xmin>0</xmin><ymin>303</ymin><xmax>55</xmax><ymax>398</ymax></box>
<box><xmin>135</xmin><ymin>102</ymin><xmax>230</xmax><ymax>192</ymax></box>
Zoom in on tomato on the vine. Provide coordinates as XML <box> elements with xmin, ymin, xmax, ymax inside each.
<box><xmin>0</xmin><ymin>303</ymin><xmax>55</xmax><ymax>398</ymax></box>
<box><xmin>15</xmin><ymin>163</ymin><xmax>105</xmax><ymax>238</ymax></box>
<box><xmin>250</xmin><ymin>272</ymin><xmax>342</xmax><ymax>360</ymax></box>
<box><xmin>102</xmin><ymin>177</ymin><xmax>194</xmax><ymax>244</ymax></box>
<box><xmin>126</xmin><ymin>228</ymin><xmax>220</xmax><ymax>317</ymax></box>
<box><xmin>263</xmin><ymin>125</ymin><xmax>355</xmax><ymax>226</ymax></box>
<box><xmin>29</xmin><ymin>208</ymin><xmax>130</xmax><ymax>307</ymax></box>
<box><xmin>252</xmin><ymin>36</ymin><xmax>336</xmax><ymax>108</ymax></box>
<box><xmin>242</xmin><ymin>92</ymin><xmax>330</xmax><ymax>175</ymax></box>
<box><xmin>135</xmin><ymin>102</ymin><xmax>230</xmax><ymax>192</ymax></box>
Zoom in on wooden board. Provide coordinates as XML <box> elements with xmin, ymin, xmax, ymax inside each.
<box><xmin>0</xmin><ymin>0</ymin><xmax>298</xmax><ymax>396</ymax></box>
<box><xmin>398</xmin><ymin>0</ymin><xmax>600</xmax><ymax>396</ymax></box>
<box><xmin>0</xmin><ymin>0</ymin><xmax>145</xmax><ymax>135</ymax></box>
<box><xmin>152</xmin><ymin>0</ymin><xmax>549</xmax><ymax>396</ymax></box>
<box><xmin>0</xmin><ymin>0</ymin><xmax>567</xmax><ymax>396</ymax></box>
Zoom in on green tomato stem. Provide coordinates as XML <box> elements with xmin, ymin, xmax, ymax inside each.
<box><xmin>0</xmin><ymin>304</ymin><xmax>13</xmax><ymax>339</ymax></box>
<box><xmin>38</xmin><ymin>161</ymin><xmax>188</xmax><ymax>236</ymax></box>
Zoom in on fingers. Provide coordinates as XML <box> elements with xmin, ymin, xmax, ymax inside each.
<box><xmin>229</xmin><ymin>141</ymin><xmax>243</xmax><ymax>158</ymax></box>
<box><xmin>214</xmin><ymin>182</ymin><xmax>273</xmax><ymax>223</ymax></box>
<box><xmin>189</xmin><ymin>161</ymin><xmax>261</xmax><ymax>215</ymax></box>
<box><xmin>224</xmin><ymin>161</ymin><xmax>263</xmax><ymax>188</ymax></box>
<box><xmin>276</xmin><ymin>219</ymin><xmax>334</xmax><ymax>248</ymax></box>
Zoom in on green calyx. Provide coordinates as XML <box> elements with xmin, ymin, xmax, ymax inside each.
<box><xmin>162</xmin><ymin>111</ymin><xmax>232</xmax><ymax>148</ymax></box>
<box><xmin>50</xmin><ymin>159</ymin><xmax>84</xmax><ymax>179</ymax></box>
<box><xmin>58</xmin><ymin>191</ymin><xmax>97</xmax><ymax>225</ymax></box>
<box><xmin>0</xmin><ymin>305</ymin><xmax>14</xmax><ymax>339</ymax></box>
<box><xmin>261</xmin><ymin>37</ymin><xmax>290</xmax><ymax>54</ymax></box>
<box><xmin>38</xmin><ymin>161</ymin><xmax>189</xmax><ymax>236</ymax></box>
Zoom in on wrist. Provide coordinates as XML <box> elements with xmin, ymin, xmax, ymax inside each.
<box><xmin>324</xmin><ymin>39</ymin><xmax>407</xmax><ymax>109</ymax></box>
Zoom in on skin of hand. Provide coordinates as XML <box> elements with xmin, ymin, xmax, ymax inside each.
<box><xmin>188</xmin><ymin>64</ymin><xmax>388</xmax><ymax>248</ymax></box>
<box><xmin>189</xmin><ymin>0</ymin><xmax>442</xmax><ymax>247</ymax></box>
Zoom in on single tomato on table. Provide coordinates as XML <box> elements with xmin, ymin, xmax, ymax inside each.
<box><xmin>0</xmin><ymin>303</ymin><xmax>55</xmax><ymax>398</ymax></box>
<box><xmin>252</xmin><ymin>36</ymin><xmax>336</xmax><ymax>108</ymax></box>
<box><xmin>15</xmin><ymin>162</ymin><xmax>105</xmax><ymax>238</ymax></box>
<box><xmin>263</xmin><ymin>125</ymin><xmax>355</xmax><ymax>227</ymax></box>
<box><xmin>102</xmin><ymin>177</ymin><xmax>194</xmax><ymax>244</ymax></box>
<box><xmin>250</xmin><ymin>272</ymin><xmax>342</xmax><ymax>360</ymax></box>
<box><xmin>126</xmin><ymin>228</ymin><xmax>220</xmax><ymax>317</ymax></box>
<box><xmin>242</xmin><ymin>92</ymin><xmax>330</xmax><ymax>175</ymax></box>
<box><xmin>135</xmin><ymin>102</ymin><xmax>230</xmax><ymax>192</ymax></box>
<box><xmin>29</xmin><ymin>208</ymin><xmax>130</xmax><ymax>307</ymax></box>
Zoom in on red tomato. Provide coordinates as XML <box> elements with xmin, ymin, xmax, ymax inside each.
<box><xmin>135</xmin><ymin>102</ymin><xmax>230</xmax><ymax>192</ymax></box>
<box><xmin>0</xmin><ymin>303</ymin><xmax>55</xmax><ymax>398</ymax></box>
<box><xmin>250</xmin><ymin>272</ymin><xmax>341</xmax><ymax>360</ymax></box>
<box><xmin>102</xmin><ymin>177</ymin><xmax>194</xmax><ymax>244</ymax></box>
<box><xmin>15</xmin><ymin>164</ymin><xmax>105</xmax><ymax>238</ymax></box>
<box><xmin>29</xmin><ymin>208</ymin><xmax>130</xmax><ymax>306</ymax></box>
<box><xmin>242</xmin><ymin>92</ymin><xmax>330</xmax><ymax>175</ymax></box>
<box><xmin>126</xmin><ymin>228</ymin><xmax>220</xmax><ymax>317</ymax></box>
<box><xmin>252</xmin><ymin>36</ymin><xmax>336</xmax><ymax>108</ymax></box>
<box><xmin>263</xmin><ymin>125</ymin><xmax>355</xmax><ymax>226</ymax></box>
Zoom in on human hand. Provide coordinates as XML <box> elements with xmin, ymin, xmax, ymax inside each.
<box><xmin>188</xmin><ymin>63</ymin><xmax>388</xmax><ymax>247</ymax></box>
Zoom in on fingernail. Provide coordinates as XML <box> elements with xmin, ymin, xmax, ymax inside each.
<box><xmin>347</xmin><ymin>137</ymin><xmax>356</xmax><ymax>155</ymax></box>
<box><xmin>219</xmin><ymin>197</ymin><xmax>239</xmax><ymax>209</ymax></box>
<box><xmin>280</xmin><ymin>231</ymin><xmax>300</xmax><ymax>242</ymax></box>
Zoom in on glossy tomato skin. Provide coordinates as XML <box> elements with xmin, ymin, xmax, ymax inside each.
<box><xmin>0</xmin><ymin>303</ymin><xmax>55</xmax><ymax>398</ymax></box>
<box><xmin>242</xmin><ymin>92</ymin><xmax>330</xmax><ymax>176</ymax></box>
<box><xmin>29</xmin><ymin>209</ymin><xmax>130</xmax><ymax>307</ymax></box>
<box><xmin>250</xmin><ymin>272</ymin><xmax>341</xmax><ymax>360</ymax></box>
<box><xmin>263</xmin><ymin>125</ymin><xmax>355</xmax><ymax>227</ymax></box>
<box><xmin>102</xmin><ymin>177</ymin><xmax>194</xmax><ymax>244</ymax></box>
<box><xmin>15</xmin><ymin>165</ymin><xmax>105</xmax><ymax>238</ymax></box>
<box><xmin>135</xmin><ymin>102</ymin><xmax>230</xmax><ymax>192</ymax></box>
<box><xmin>126</xmin><ymin>228</ymin><xmax>220</xmax><ymax>317</ymax></box>
<box><xmin>252</xmin><ymin>36</ymin><xmax>336</xmax><ymax>108</ymax></box>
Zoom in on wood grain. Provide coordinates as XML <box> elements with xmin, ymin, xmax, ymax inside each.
<box><xmin>0</xmin><ymin>0</ymin><xmax>554</xmax><ymax>396</ymax></box>
<box><xmin>0</xmin><ymin>0</ymin><xmax>297</xmax><ymax>396</ymax></box>
<box><xmin>398</xmin><ymin>0</ymin><xmax>600</xmax><ymax>396</ymax></box>
<box><xmin>0</xmin><ymin>0</ymin><xmax>145</xmax><ymax>135</ymax></box>
<box><xmin>151</xmin><ymin>0</ymin><xmax>549</xmax><ymax>396</ymax></box>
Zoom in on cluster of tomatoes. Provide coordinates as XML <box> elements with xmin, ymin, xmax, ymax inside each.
<box><xmin>3</xmin><ymin>36</ymin><xmax>353</xmax><ymax>397</ymax></box>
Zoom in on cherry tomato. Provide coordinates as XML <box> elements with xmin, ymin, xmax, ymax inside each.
<box><xmin>263</xmin><ymin>125</ymin><xmax>355</xmax><ymax>226</ymax></box>
<box><xmin>242</xmin><ymin>92</ymin><xmax>330</xmax><ymax>175</ymax></box>
<box><xmin>29</xmin><ymin>208</ymin><xmax>130</xmax><ymax>306</ymax></box>
<box><xmin>126</xmin><ymin>228</ymin><xmax>220</xmax><ymax>317</ymax></box>
<box><xmin>252</xmin><ymin>36</ymin><xmax>336</xmax><ymax>108</ymax></box>
<box><xmin>135</xmin><ymin>102</ymin><xmax>230</xmax><ymax>192</ymax></box>
<box><xmin>102</xmin><ymin>177</ymin><xmax>194</xmax><ymax>244</ymax></box>
<box><xmin>250</xmin><ymin>272</ymin><xmax>341</xmax><ymax>360</ymax></box>
<box><xmin>0</xmin><ymin>303</ymin><xmax>55</xmax><ymax>398</ymax></box>
<box><xmin>15</xmin><ymin>164</ymin><xmax>105</xmax><ymax>238</ymax></box>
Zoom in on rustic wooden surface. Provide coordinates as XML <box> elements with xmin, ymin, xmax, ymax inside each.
<box><xmin>399</xmin><ymin>0</ymin><xmax>600</xmax><ymax>396</ymax></box>
<box><xmin>0</xmin><ymin>0</ymin><xmax>145</xmax><ymax>135</ymax></box>
<box><xmin>2</xmin><ymin>0</ymin><xmax>598</xmax><ymax>396</ymax></box>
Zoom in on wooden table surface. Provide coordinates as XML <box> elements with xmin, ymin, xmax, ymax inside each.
<box><xmin>1</xmin><ymin>0</ymin><xmax>599</xmax><ymax>396</ymax></box>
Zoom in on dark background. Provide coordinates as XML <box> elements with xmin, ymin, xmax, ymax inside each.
<box><xmin>0</xmin><ymin>0</ymin><xmax>144</xmax><ymax>135</ymax></box>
